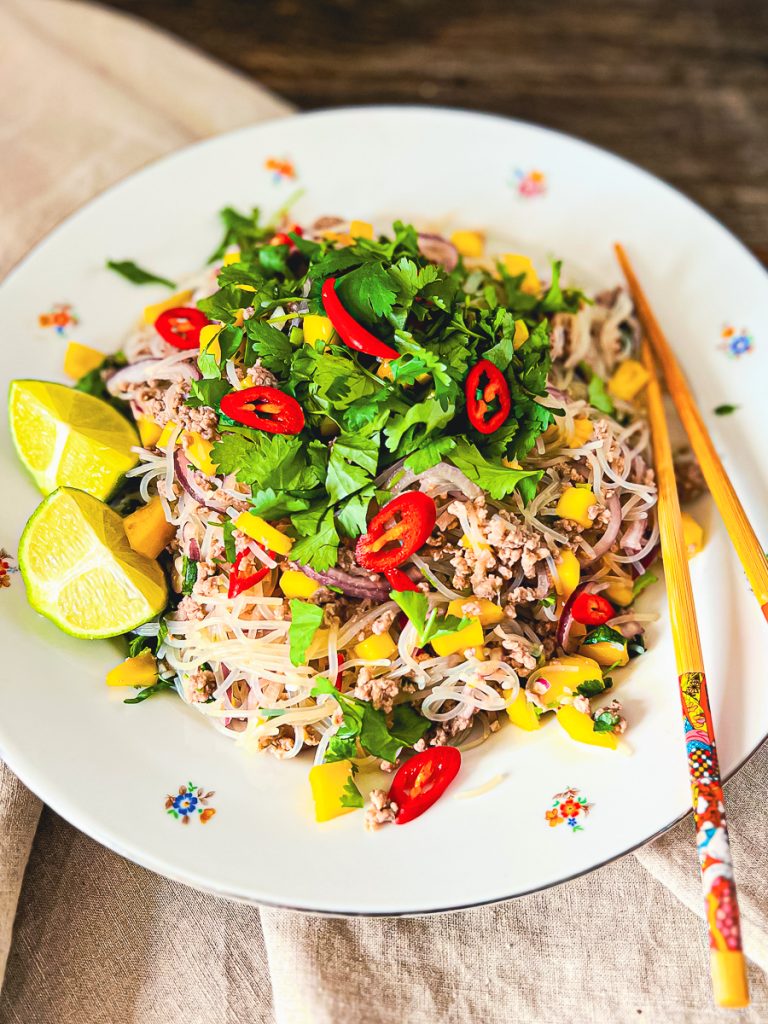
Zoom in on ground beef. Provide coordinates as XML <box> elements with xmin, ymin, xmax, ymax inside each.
<box><xmin>499</xmin><ymin>635</ymin><xmax>538</xmax><ymax>676</ymax></box>
<box><xmin>371</xmin><ymin>608</ymin><xmax>398</xmax><ymax>636</ymax></box>
<box><xmin>257</xmin><ymin>723</ymin><xmax>319</xmax><ymax>757</ymax></box>
<box><xmin>124</xmin><ymin>379</ymin><xmax>218</xmax><ymax>440</ymax></box>
<box><xmin>364</xmin><ymin>789</ymin><xmax>399</xmax><ymax>832</ymax></box>
<box><xmin>174</xmin><ymin>596</ymin><xmax>205</xmax><ymax>621</ymax></box>
<box><xmin>429</xmin><ymin>706</ymin><xmax>474</xmax><ymax>746</ymax></box>
<box><xmin>353</xmin><ymin>668</ymin><xmax>399</xmax><ymax>713</ymax></box>
<box><xmin>188</xmin><ymin>669</ymin><xmax>216</xmax><ymax>702</ymax></box>
<box><xmin>244</xmin><ymin>361</ymin><xmax>278</xmax><ymax>389</ymax></box>
<box><xmin>592</xmin><ymin>418</ymin><xmax>625</xmax><ymax>476</ymax></box>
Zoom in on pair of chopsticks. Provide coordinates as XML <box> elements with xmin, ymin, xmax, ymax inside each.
<box><xmin>615</xmin><ymin>245</ymin><xmax>755</xmax><ymax>1008</ymax></box>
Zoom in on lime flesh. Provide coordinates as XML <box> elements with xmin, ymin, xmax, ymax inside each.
<box><xmin>19</xmin><ymin>488</ymin><xmax>168</xmax><ymax>639</ymax></box>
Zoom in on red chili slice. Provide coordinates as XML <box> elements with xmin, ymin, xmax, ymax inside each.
<box><xmin>389</xmin><ymin>746</ymin><xmax>461</xmax><ymax>825</ymax></box>
<box><xmin>155</xmin><ymin>307</ymin><xmax>211</xmax><ymax>350</ymax></box>
<box><xmin>321</xmin><ymin>277</ymin><xmax>400</xmax><ymax>361</ymax></box>
<box><xmin>465</xmin><ymin>359</ymin><xmax>512</xmax><ymax>434</ymax></box>
<box><xmin>269</xmin><ymin>232</ymin><xmax>292</xmax><ymax>247</ymax></box>
<box><xmin>384</xmin><ymin>568</ymin><xmax>421</xmax><ymax>592</ymax></box>
<box><xmin>227</xmin><ymin>548</ymin><xmax>273</xmax><ymax>598</ymax></box>
<box><xmin>355</xmin><ymin>492</ymin><xmax>437</xmax><ymax>573</ymax></box>
<box><xmin>334</xmin><ymin>652</ymin><xmax>346</xmax><ymax>691</ymax></box>
<box><xmin>571</xmin><ymin>591</ymin><xmax>615</xmax><ymax>626</ymax></box>
<box><xmin>220</xmin><ymin>386</ymin><xmax>305</xmax><ymax>435</ymax></box>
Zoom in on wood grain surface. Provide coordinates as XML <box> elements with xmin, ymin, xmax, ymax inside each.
<box><xmin>102</xmin><ymin>0</ymin><xmax>768</xmax><ymax>252</ymax></box>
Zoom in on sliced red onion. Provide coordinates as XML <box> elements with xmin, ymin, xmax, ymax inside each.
<box><xmin>556</xmin><ymin>581</ymin><xmax>590</xmax><ymax>653</ymax></box>
<box><xmin>630</xmin><ymin>544</ymin><xmax>660</xmax><ymax>577</ymax></box>
<box><xmin>107</xmin><ymin>357</ymin><xmax>201</xmax><ymax>395</ymax></box>
<box><xmin>392</xmin><ymin>462</ymin><xmax>482</xmax><ymax>500</ymax></box>
<box><xmin>620</xmin><ymin>517</ymin><xmax>646</xmax><ymax>553</ymax></box>
<box><xmin>174</xmin><ymin>450</ymin><xmax>231</xmax><ymax>512</ymax></box>
<box><xmin>417</xmin><ymin>233</ymin><xmax>458</xmax><ymax>272</ymax></box>
<box><xmin>613</xmin><ymin>620</ymin><xmax>645</xmax><ymax>639</ymax></box>
<box><xmin>584</xmin><ymin>491</ymin><xmax>622</xmax><ymax>564</ymax></box>
<box><xmin>291</xmin><ymin>562</ymin><xmax>391</xmax><ymax>601</ymax></box>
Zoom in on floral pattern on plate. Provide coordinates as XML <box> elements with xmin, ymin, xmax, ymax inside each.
<box><xmin>0</xmin><ymin>549</ymin><xmax>17</xmax><ymax>590</ymax></box>
<box><xmin>265</xmin><ymin>157</ymin><xmax>297</xmax><ymax>184</ymax></box>
<box><xmin>545</xmin><ymin>787</ymin><xmax>590</xmax><ymax>832</ymax></box>
<box><xmin>718</xmin><ymin>325</ymin><xmax>753</xmax><ymax>359</ymax></box>
<box><xmin>165</xmin><ymin>782</ymin><xmax>216</xmax><ymax>826</ymax></box>
<box><xmin>38</xmin><ymin>303</ymin><xmax>79</xmax><ymax>335</ymax></box>
<box><xmin>510</xmin><ymin>168</ymin><xmax>547</xmax><ymax>198</ymax></box>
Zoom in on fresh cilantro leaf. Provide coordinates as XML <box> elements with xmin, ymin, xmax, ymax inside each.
<box><xmin>310</xmin><ymin>676</ymin><xmax>402</xmax><ymax>763</ymax></box>
<box><xmin>326</xmin><ymin>734</ymin><xmax>359</xmax><ymax>762</ymax></box>
<box><xmin>448</xmin><ymin>439</ymin><xmax>542</xmax><ymax>502</ymax></box>
<box><xmin>389</xmin><ymin>590</ymin><xmax>470</xmax><ymax>646</ymax></box>
<box><xmin>288</xmin><ymin>600</ymin><xmax>324</xmax><ymax>667</ymax></box>
<box><xmin>575</xmin><ymin>678</ymin><xmax>607</xmax><ymax>698</ymax></box>
<box><xmin>74</xmin><ymin>353</ymin><xmax>131</xmax><ymax>418</ymax></box>
<box><xmin>340</xmin><ymin>773</ymin><xmax>364</xmax><ymax>809</ymax></box>
<box><xmin>106</xmin><ymin>260</ymin><xmax>175</xmax><ymax>288</ymax></box>
<box><xmin>383</xmin><ymin>397</ymin><xmax>454</xmax><ymax>453</ymax></box>
<box><xmin>337</xmin><ymin>262</ymin><xmax>398</xmax><ymax>321</ymax></box>
<box><xmin>580</xmin><ymin>625</ymin><xmax>626</xmax><ymax>647</ymax></box>
<box><xmin>326</xmin><ymin>433</ymin><xmax>379</xmax><ymax>504</ymax></box>
<box><xmin>212</xmin><ymin>433</ymin><xmax>324</xmax><ymax>492</ymax></box>
<box><xmin>404</xmin><ymin>437</ymin><xmax>457</xmax><ymax>474</ymax></box>
<box><xmin>291</xmin><ymin>507</ymin><xmax>340</xmax><ymax>572</ymax></box>
<box><xmin>390</xmin><ymin>703</ymin><xmax>430</xmax><ymax>746</ymax></box>
<box><xmin>208</xmin><ymin>206</ymin><xmax>265</xmax><ymax>263</ymax></box>
<box><xmin>186</xmin><ymin>378</ymin><xmax>231</xmax><ymax>409</ymax></box>
<box><xmin>181</xmin><ymin>556</ymin><xmax>198</xmax><ymax>596</ymax></box>
<box><xmin>249</xmin><ymin>488</ymin><xmax>314</xmax><ymax>519</ymax></box>
<box><xmin>123</xmin><ymin>678</ymin><xmax>177</xmax><ymax>705</ymax></box>
<box><xmin>335</xmin><ymin>486</ymin><xmax>375</xmax><ymax>538</ymax></box>
<box><xmin>631</xmin><ymin>570</ymin><xmax>657</xmax><ymax>599</ymax></box>
<box><xmin>244</xmin><ymin>320</ymin><xmax>294</xmax><ymax>375</ymax></box>
<box><xmin>587</xmin><ymin>374</ymin><xmax>615</xmax><ymax>415</ymax></box>
<box><xmin>222</xmin><ymin>519</ymin><xmax>237</xmax><ymax>563</ymax></box>
<box><xmin>714</xmin><ymin>404</ymin><xmax>738</xmax><ymax>416</ymax></box>
<box><xmin>593</xmin><ymin>708</ymin><xmax>621</xmax><ymax>733</ymax></box>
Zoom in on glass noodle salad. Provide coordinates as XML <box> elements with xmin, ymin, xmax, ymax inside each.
<box><xmin>12</xmin><ymin>208</ymin><xmax>670</xmax><ymax>831</ymax></box>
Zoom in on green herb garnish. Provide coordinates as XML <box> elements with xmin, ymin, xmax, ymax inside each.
<box><xmin>106</xmin><ymin>260</ymin><xmax>176</xmax><ymax>288</ymax></box>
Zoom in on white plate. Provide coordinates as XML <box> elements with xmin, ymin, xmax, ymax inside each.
<box><xmin>1</xmin><ymin>107</ymin><xmax>766</xmax><ymax>914</ymax></box>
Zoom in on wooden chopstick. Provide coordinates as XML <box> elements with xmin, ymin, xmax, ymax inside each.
<box><xmin>615</xmin><ymin>243</ymin><xmax>768</xmax><ymax>621</ymax></box>
<box><xmin>642</xmin><ymin>338</ymin><xmax>749</xmax><ymax>1008</ymax></box>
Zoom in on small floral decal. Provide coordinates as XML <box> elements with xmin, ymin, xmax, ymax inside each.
<box><xmin>510</xmin><ymin>168</ymin><xmax>547</xmax><ymax>198</ymax></box>
<box><xmin>165</xmin><ymin>782</ymin><xmax>216</xmax><ymax>825</ymax></box>
<box><xmin>0</xmin><ymin>548</ymin><xmax>18</xmax><ymax>589</ymax></box>
<box><xmin>546</xmin><ymin>786</ymin><xmax>590</xmax><ymax>832</ymax></box>
<box><xmin>265</xmin><ymin>157</ymin><xmax>296</xmax><ymax>184</ymax></box>
<box><xmin>718</xmin><ymin>325</ymin><xmax>753</xmax><ymax>359</ymax></box>
<box><xmin>38</xmin><ymin>303</ymin><xmax>79</xmax><ymax>335</ymax></box>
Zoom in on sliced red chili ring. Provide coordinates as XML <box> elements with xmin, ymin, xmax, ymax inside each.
<box><xmin>334</xmin><ymin>652</ymin><xmax>346</xmax><ymax>691</ymax></box>
<box><xmin>321</xmin><ymin>277</ymin><xmax>400</xmax><ymax>361</ymax></box>
<box><xmin>355</xmin><ymin>492</ymin><xmax>437</xmax><ymax>573</ymax></box>
<box><xmin>155</xmin><ymin>307</ymin><xmax>211</xmax><ymax>350</ymax></box>
<box><xmin>227</xmin><ymin>547</ymin><xmax>273</xmax><ymax>598</ymax></box>
<box><xmin>389</xmin><ymin>746</ymin><xmax>461</xmax><ymax>825</ymax></box>
<box><xmin>571</xmin><ymin>591</ymin><xmax>615</xmax><ymax>626</ymax></box>
<box><xmin>269</xmin><ymin>232</ymin><xmax>293</xmax><ymax>247</ymax></box>
<box><xmin>384</xmin><ymin>568</ymin><xmax>421</xmax><ymax>593</ymax></box>
<box><xmin>219</xmin><ymin>386</ymin><xmax>305</xmax><ymax>435</ymax></box>
<box><xmin>465</xmin><ymin>359</ymin><xmax>512</xmax><ymax>434</ymax></box>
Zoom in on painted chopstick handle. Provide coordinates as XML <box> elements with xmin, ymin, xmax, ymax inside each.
<box><xmin>680</xmin><ymin>671</ymin><xmax>748</xmax><ymax>1007</ymax></box>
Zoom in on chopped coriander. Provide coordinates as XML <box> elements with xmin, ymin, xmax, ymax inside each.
<box><xmin>106</xmin><ymin>260</ymin><xmax>176</xmax><ymax>288</ymax></box>
<box><xmin>714</xmin><ymin>404</ymin><xmax>739</xmax><ymax>416</ymax></box>
<box><xmin>123</xmin><ymin>678</ymin><xmax>177</xmax><ymax>704</ymax></box>
<box><xmin>181</xmin><ymin>556</ymin><xmax>198</xmax><ymax>596</ymax></box>
<box><xmin>288</xmin><ymin>600</ymin><xmax>324</xmax><ymax>666</ymax></box>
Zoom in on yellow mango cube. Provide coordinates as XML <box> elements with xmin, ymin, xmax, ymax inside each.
<box><xmin>143</xmin><ymin>289</ymin><xmax>194</xmax><ymax>326</ymax></box>
<box><xmin>431</xmin><ymin>618</ymin><xmax>484</xmax><ymax>657</ymax></box>
<box><xmin>578</xmin><ymin>639</ymin><xmax>629</xmax><ymax>668</ymax></box>
<box><xmin>349</xmin><ymin>220</ymin><xmax>374</xmax><ymax>240</ymax></box>
<box><xmin>527</xmin><ymin>654</ymin><xmax>603</xmax><ymax>707</ymax></box>
<box><xmin>681</xmin><ymin>511</ymin><xmax>704</xmax><ymax>558</ymax></box>
<box><xmin>605</xmin><ymin>579</ymin><xmax>634</xmax><ymax>606</ymax></box>
<box><xmin>106</xmin><ymin>649</ymin><xmax>158</xmax><ymax>688</ymax></box>
<box><xmin>451</xmin><ymin>230</ymin><xmax>485</xmax><ymax>258</ymax></box>
<box><xmin>123</xmin><ymin>495</ymin><xmax>176</xmax><ymax>559</ymax></box>
<box><xmin>309</xmin><ymin>760</ymin><xmax>360</xmax><ymax>822</ymax></box>
<box><xmin>607</xmin><ymin>359</ymin><xmax>650</xmax><ymax>402</ymax></box>
<box><xmin>234</xmin><ymin>513</ymin><xmax>293</xmax><ymax>555</ymax></box>
<box><xmin>354</xmin><ymin>634</ymin><xmax>397</xmax><ymax>662</ymax></box>
<box><xmin>459</xmin><ymin>533</ymin><xmax>491</xmax><ymax>553</ymax></box>
<box><xmin>279</xmin><ymin>570</ymin><xmax>320</xmax><ymax>599</ymax></box>
<box><xmin>553</xmin><ymin>550</ymin><xmax>581</xmax><ymax>599</ymax></box>
<box><xmin>506</xmin><ymin>690</ymin><xmax>541</xmax><ymax>731</ymax></box>
<box><xmin>223</xmin><ymin>249</ymin><xmax>241</xmax><ymax>265</ymax></box>
<box><xmin>448</xmin><ymin>597</ymin><xmax>504</xmax><ymax>626</ymax></box>
<box><xmin>184</xmin><ymin>433</ymin><xmax>217</xmax><ymax>477</ymax></box>
<box><xmin>63</xmin><ymin>342</ymin><xmax>105</xmax><ymax>380</ymax></box>
<box><xmin>555</xmin><ymin>487</ymin><xmax>597</xmax><ymax>528</ymax></box>
<box><xmin>513</xmin><ymin>320</ymin><xmax>529</xmax><ymax>349</ymax></box>
<box><xmin>377</xmin><ymin>362</ymin><xmax>394</xmax><ymax>382</ymax></box>
<box><xmin>567</xmin><ymin>417</ymin><xmax>593</xmax><ymax>448</ymax></box>
<box><xmin>303</xmin><ymin>314</ymin><xmax>334</xmax><ymax>347</ymax></box>
<box><xmin>156</xmin><ymin>420</ymin><xmax>179</xmax><ymax>449</ymax></box>
<box><xmin>500</xmin><ymin>254</ymin><xmax>541</xmax><ymax>294</ymax></box>
<box><xmin>556</xmin><ymin>704</ymin><xmax>618</xmax><ymax>749</ymax></box>
<box><xmin>136</xmin><ymin>417</ymin><xmax>163</xmax><ymax>449</ymax></box>
<box><xmin>199</xmin><ymin>324</ymin><xmax>222</xmax><ymax>362</ymax></box>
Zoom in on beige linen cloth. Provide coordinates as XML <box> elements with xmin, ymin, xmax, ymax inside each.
<box><xmin>1</xmin><ymin>2</ymin><xmax>768</xmax><ymax>1021</ymax></box>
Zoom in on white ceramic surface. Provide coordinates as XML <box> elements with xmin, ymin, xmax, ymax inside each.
<box><xmin>1</xmin><ymin>107</ymin><xmax>766</xmax><ymax>914</ymax></box>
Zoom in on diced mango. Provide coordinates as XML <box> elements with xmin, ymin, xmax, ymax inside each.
<box><xmin>280</xmin><ymin>569</ymin><xmax>320</xmax><ymax>599</ymax></box>
<box><xmin>431</xmin><ymin>618</ymin><xmax>484</xmax><ymax>657</ymax></box>
<box><xmin>605</xmin><ymin>580</ymin><xmax>634</xmax><ymax>606</ymax></box>
<box><xmin>448</xmin><ymin>597</ymin><xmax>504</xmax><ymax>626</ymax></box>
<box><xmin>459</xmin><ymin>533</ymin><xmax>491</xmax><ymax>552</ymax></box>
<box><xmin>555</xmin><ymin>487</ymin><xmax>597</xmax><ymax>528</ymax></box>
<box><xmin>354</xmin><ymin>633</ymin><xmax>398</xmax><ymax>662</ymax></box>
<box><xmin>578</xmin><ymin>639</ymin><xmax>629</xmax><ymax>667</ymax></box>
<box><xmin>137</xmin><ymin>417</ymin><xmax>163</xmax><ymax>448</ymax></box>
<box><xmin>553</xmin><ymin>550</ymin><xmax>581</xmax><ymax>600</ymax></box>
<box><xmin>106</xmin><ymin>649</ymin><xmax>158</xmax><ymax>688</ymax></box>
<box><xmin>377</xmin><ymin>362</ymin><xmax>394</xmax><ymax>382</ymax></box>
<box><xmin>157</xmin><ymin>420</ymin><xmax>179</xmax><ymax>449</ymax></box>
<box><xmin>234</xmin><ymin>513</ymin><xmax>293</xmax><ymax>555</ymax></box>
<box><xmin>500</xmin><ymin>254</ymin><xmax>540</xmax><ymax>294</ymax></box>
<box><xmin>199</xmin><ymin>323</ymin><xmax>222</xmax><ymax>361</ymax></box>
<box><xmin>556</xmin><ymin>704</ymin><xmax>618</xmax><ymax>749</ymax></box>
<box><xmin>349</xmin><ymin>220</ymin><xmax>374</xmax><ymax>240</ymax></box>
<box><xmin>303</xmin><ymin>314</ymin><xmax>334</xmax><ymax>347</ymax></box>
<box><xmin>681</xmin><ymin>511</ymin><xmax>704</xmax><ymax>558</ymax></box>
<box><xmin>184</xmin><ymin>433</ymin><xmax>217</xmax><ymax>477</ymax></box>
<box><xmin>223</xmin><ymin>249</ymin><xmax>241</xmax><ymax>265</ymax></box>
<box><xmin>143</xmin><ymin>289</ymin><xmax>194</xmax><ymax>326</ymax></box>
<box><xmin>63</xmin><ymin>342</ymin><xmax>105</xmax><ymax>380</ymax></box>
<box><xmin>123</xmin><ymin>495</ymin><xmax>176</xmax><ymax>559</ymax></box>
<box><xmin>567</xmin><ymin>417</ymin><xmax>593</xmax><ymax>448</ymax></box>
<box><xmin>506</xmin><ymin>690</ymin><xmax>541</xmax><ymax>731</ymax></box>
<box><xmin>608</xmin><ymin>359</ymin><xmax>650</xmax><ymax>402</ymax></box>
<box><xmin>451</xmin><ymin>230</ymin><xmax>484</xmax><ymax>258</ymax></box>
<box><xmin>309</xmin><ymin>760</ymin><xmax>360</xmax><ymax>822</ymax></box>
<box><xmin>513</xmin><ymin>319</ymin><xmax>529</xmax><ymax>349</ymax></box>
<box><xmin>527</xmin><ymin>654</ymin><xmax>603</xmax><ymax>707</ymax></box>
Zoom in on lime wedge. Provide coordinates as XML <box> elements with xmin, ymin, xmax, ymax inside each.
<box><xmin>9</xmin><ymin>380</ymin><xmax>139</xmax><ymax>499</ymax></box>
<box><xmin>19</xmin><ymin>488</ymin><xmax>168</xmax><ymax>639</ymax></box>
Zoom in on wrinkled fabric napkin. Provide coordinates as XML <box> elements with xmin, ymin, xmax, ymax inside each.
<box><xmin>1</xmin><ymin>2</ymin><xmax>767</xmax><ymax>1021</ymax></box>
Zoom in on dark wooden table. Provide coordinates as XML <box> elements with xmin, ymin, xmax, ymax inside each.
<box><xmin>105</xmin><ymin>0</ymin><xmax>768</xmax><ymax>254</ymax></box>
